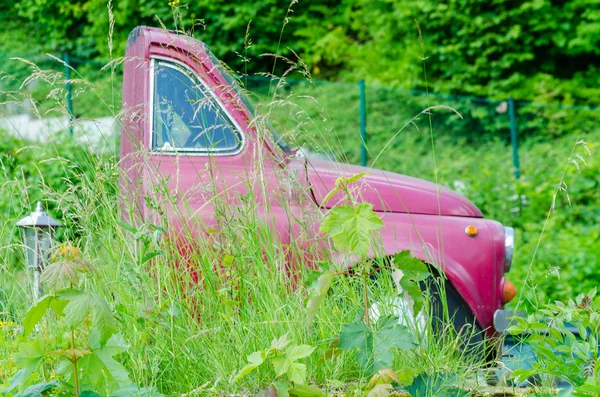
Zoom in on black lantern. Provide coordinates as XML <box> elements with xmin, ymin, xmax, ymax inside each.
<box><xmin>16</xmin><ymin>202</ymin><xmax>62</xmax><ymax>300</ymax></box>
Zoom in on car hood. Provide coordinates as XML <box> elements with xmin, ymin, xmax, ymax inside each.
<box><xmin>304</xmin><ymin>159</ymin><xmax>483</xmax><ymax>217</ymax></box>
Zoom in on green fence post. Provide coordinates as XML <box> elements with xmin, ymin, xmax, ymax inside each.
<box><xmin>507</xmin><ymin>97</ymin><xmax>520</xmax><ymax>179</ymax></box>
<box><xmin>359</xmin><ymin>79</ymin><xmax>367</xmax><ymax>167</ymax></box>
<box><xmin>64</xmin><ymin>51</ymin><xmax>73</xmax><ymax>135</ymax></box>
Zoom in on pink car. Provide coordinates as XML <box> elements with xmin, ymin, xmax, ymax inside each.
<box><xmin>120</xmin><ymin>26</ymin><xmax>517</xmax><ymax>352</ymax></box>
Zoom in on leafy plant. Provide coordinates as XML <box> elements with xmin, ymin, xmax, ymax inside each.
<box><xmin>509</xmin><ymin>288</ymin><xmax>600</xmax><ymax>396</ymax></box>
<box><xmin>404</xmin><ymin>372</ymin><xmax>469</xmax><ymax>397</ymax></box>
<box><xmin>307</xmin><ymin>173</ymin><xmax>429</xmax><ymax>326</ymax></box>
<box><xmin>3</xmin><ymin>245</ymin><xmax>158</xmax><ymax>397</ymax></box>
<box><xmin>305</xmin><ymin>173</ymin><xmax>427</xmax><ymax>394</ymax></box>
<box><xmin>234</xmin><ymin>335</ymin><xmax>322</xmax><ymax>396</ymax></box>
<box><xmin>339</xmin><ymin>315</ymin><xmax>417</xmax><ymax>376</ymax></box>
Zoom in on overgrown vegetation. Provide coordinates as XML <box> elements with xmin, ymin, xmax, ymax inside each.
<box><xmin>0</xmin><ymin>2</ymin><xmax>599</xmax><ymax>396</ymax></box>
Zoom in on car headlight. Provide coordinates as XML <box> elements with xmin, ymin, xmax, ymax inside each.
<box><xmin>503</xmin><ymin>226</ymin><xmax>514</xmax><ymax>272</ymax></box>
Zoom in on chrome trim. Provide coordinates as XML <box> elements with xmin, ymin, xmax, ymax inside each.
<box><xmin>148</xmin><ymin>56</ymin><xmax>246</xmax><ymax>156</ymax></box>
<box><xmin>503</xmin><ymin>226</ymin><xmax>514</xmax><ymax>272</ymax></box>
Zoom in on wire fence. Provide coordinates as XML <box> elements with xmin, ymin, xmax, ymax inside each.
<box><xmin>1</xmin><ymin>51</ymin><xmax>598</xmax><ymax>180</ymax></box>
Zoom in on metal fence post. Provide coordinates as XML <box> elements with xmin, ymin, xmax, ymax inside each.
<box><xmin>507</xmin><ymin>97</ymin><xmax>520</xmax><ymax>179</ymax></box>
<box><xmin>63</xmin><ymin>52</ymin><xmax>73</xmax><ymax>135</ymax></box>
<box><xmin>359</xmin><ymin>79</ymin><xmax>367</xmax><ymax>167</ymax></box>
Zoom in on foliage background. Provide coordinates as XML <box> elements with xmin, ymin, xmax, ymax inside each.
<box><xmin>4</xmin><ymin>0</ymin><xmax>600</xmax><ymax>105</ymax></box>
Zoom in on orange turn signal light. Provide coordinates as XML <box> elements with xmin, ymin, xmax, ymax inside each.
<box><xmin>465</xmin><ymin>225</ymin><xmax>478</xmax><ymax>237</ymax></box>
<box><xmin>503</xmin><ymin>279</ymin><xmax>517</xmax><ymax>304</ymax></box>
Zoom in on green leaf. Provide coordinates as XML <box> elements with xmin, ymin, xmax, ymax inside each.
<box><xmin>405</xmin><ymin>373</ymin><xmax>468</xmax><ymax>397</ymax></box>
<box><xmin>90</xmin><ymin>292</ymin><xmax>119</xmax><ymax>346</ymax></box>
<box><xmin>289</xmin><ymin>384</ymin><xmax>324</xmax><ymax>397</ymax></box>
<box><xmin>234</xmin><ymin>350</ymin><xmax>266</xmax><ymax>383</ymax></box>
<box><xmin>320</xmin><ymin>186</ymin><xmax>341</xmax><ymax>207</ymax></box>
<box><xmin>80</xmin><ymin>392</ymin><xmax>103</xmax><ymax>397</ymax></box>
<box><xmin>373</xmin><ymin>316</ymin><xmax>417</xmax><ymax>372</ymax></box>
<box><xmin>271</xmin><ymin>335</ymin><xmax>290</xmax><ymax>351</ymax></box>
<box><xmin>41</xmin><ymin>259</ymin><xmax>91</xmax><ymax>291</ymax></box>
<box><xmin>141</xmin><ymin>250</ymin><xmax>164</xmax><ymax>265</ymax></box>
<box><xmin>221</xmin><ymin>255</ymin><xmax>235</xmax><ymax>267</ymax></box>
<box><xmin>272</xmin><ymin>357</ymin><xmax>291</xmax><ymax>377</ymax></box>
<box><xmin>79</xmin><ymin>334</ymin><xmax>131</xmax><ymax>392</ymax></box>
<box><xmin>23</xmin><ymin>295</ymin><xmax>53</xmax><ymax>336</ymax></box>
<box><xmin>14</xmin><ymin>380</ymin><xmax>60</xmax><ymax>397</ymax></box>
<box><xmin>287</xmin><ymin>362</ymin><xmax>307</xmax><ymax>385</ymax></box>
<box><xmin>3</xmin><ymin>369</ymin><xmax>27</xmax><ymax>395</ymax></box>
<box><xmin>339</xmin><ymin>321</ymin><xmax>371</xmax><ymax>350</ymax></box>
<box><xmin>7</xmin><ymin>338</ymin><xmax>46</xmax><ymax>394</ymax></box>
<box><xmin>285</xmin><ymin>345</ymin><xmax>315</xmax><ymax>362</ymax></box>
<box><xmin>116</xmin><ymin>220</ymin><xmax>138</xmax><ymax>234</ymax></box>
<box><xmin>339</xmin><ymin>321</ymin><xmax>374</xmax><ymax>374</ymax></box>
<box><xmin>393</xmin><ymin>251</ymin><xmax>429</xmax><ymax>282</ymax></box>
<box><xmin>272</xmin><ymin>344</ymin><xmax>314</xmax><ymax>385</ymax></box>
<box><xmin>399</xmin><ymin>279</ymin><xmax>426</xmax><ymax>315</ymax></box>
<box><xmin>306</xmin><ymin>268</ymin><xmax>335</xmax><ymax>325</ymax></box>
<box><xmin>342</xmin><ymin>172</ymin><xmax>370</xmax><ymax>185</ymax></box>
<box><xmin>319</xmin><ymin>203</ymin><xmax>384</xmax><ymax>257</ymax></box>
<box><xmin>59</xmin><ymin>289</ymin><xmax>94</xmax><ymax>330</ymax></box>
<box><xmin>272</xmin><ymin>380</ymin><xmax>292</xmax><ymax>397</ymax></box>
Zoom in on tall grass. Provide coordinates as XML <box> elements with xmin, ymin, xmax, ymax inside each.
<box><xmin>0</xmin><ymin>24</ymin><xmax>503</xmax><ymax>395</ymax></box>
<box><xmin>0</xmin><ymin>15</ymin><xmax>596</xmax><ymax>396</ymax></box>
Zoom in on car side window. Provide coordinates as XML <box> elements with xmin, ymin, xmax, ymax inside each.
<box><xmin>152</xmin><ymin>60</ymin><xmax>242</xmax><ymax>153</ymax></box>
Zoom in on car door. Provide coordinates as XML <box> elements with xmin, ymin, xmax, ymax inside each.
<box><xmin>121</xmin><ymin>27</ymin><xmax>296</xmax><ymax>259</ymax></box>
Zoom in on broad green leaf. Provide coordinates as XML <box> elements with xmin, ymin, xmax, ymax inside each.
<box><xmin>273</xmin><ymin>380</ymin><xmax>292</xmax><ymax>397</ymax></box>
<box><xmin>10</xmin><ymin>338</ymin><xmax>46</xmax><ymax>392</ymax></box>
<box><xmin>41</xmin><ymin>259</ymin><xmax>91</xmax><ymax>291</ymax></box>
<box><xmin>90</xmin><ymin>292</ymin><xmax>119</xmax><ymax>346</ymax></box>
<box><xmin>511</xmin><ymin>368</ymin><xmax>544</xmax><ymax>383</ymax></box>
<box><xmin>373</xmin><ymin>316</ymin><xmax>417</xmax><ymax>372</ymax></box>
<box><xmin>80</xmin><ymin>391</ymin><xmax>103</xmax><ymax>397</ymax></box>
<box><xmin>23</xmin><ymin>295</ymin><xmax>53</xmax><ymax>336</ymax></box>
<box><xmin>289</xmin><ymin>384</ymin><xmax>323</xmax><ymax>397</ymax></box>
<box><xmin>405</xmin><ymin>372</ymin><xmax>468</xmax><ymax>397</ymax></box>
<box><xmin>285</xmin><ymin>345</ymin><xmax>315</xmax><ymax>362</ymax></box>
<box><xmin>319</xmin><ymin>203</ymin><xmax>384</xmax><ymax>257</ymax></box>
<box><xmin>339</xmin><ymin>321</ymin><xmax>374</xmax><ymax>374</ymax></box>
<box><xmin>393</xmin><ymin>251</ymin><xmax>429</xmax><ymax>282</ymax></box>
<box><xmin>339</xmin><ymin>321</ymin><xmax>371</xmax><ymax>350</ymax></box>
<box><xmin>286</xmin><ymin>362</ymin><xmax>307</xmax><ymax>385</ymax></box>
<box><xmin>400</xmin><ymin>279</ymin><xmax>426</xmax><ymax>315</ymax></box>
<box><xmin>271</xmin><ymin>334</ymin><xmax>290</xmax><ymax>351</ymax></box>
<box><xmin>234</xmin><ymin>350</ymin><xmax>266</xmax><ymax>383</ymax></box>
<box><xmin>15</xmin><ymin>380</ymin><xmax>61</xmax><ymax>397</ymax></box>
<box><xmin>79</xmin><ymin>334</ymin><xmax>131</xmax><ymax>392</ymax></box>
<box><xmin>306</xmin><ymin>268</ymin><xmax>335</xmax><ymax>325</ymax></box>
<box><xmin>272</xmin><ymin>357</ymin><xmax>291</xmax><ymax>377</ymax></box>
<box><xmin>59</xmin><ymin>289</ymin><xmax>94</xmax><ymax>330</ymax></box>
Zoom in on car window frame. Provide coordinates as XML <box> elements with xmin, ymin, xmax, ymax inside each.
<box><xmin>148</xmin><ymin>56</ymin><xmax>246</xmax><ymax>156</ymax></box>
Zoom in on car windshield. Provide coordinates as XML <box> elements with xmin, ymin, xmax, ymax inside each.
<box><xmin>205</xmin><ymin>48</ymin><xmax>293</xmax><ymax>153</ymax></box>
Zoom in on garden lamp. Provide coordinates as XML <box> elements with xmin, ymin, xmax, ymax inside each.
<box><xmin>16</xmin><ymin>202</ymin><xmax>62</xmax><ymax>301</ymax></box>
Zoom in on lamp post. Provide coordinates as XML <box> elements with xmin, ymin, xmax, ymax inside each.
<box><xmin>16</xmin><ymin>202</ymin><xmax>62</xmax><ymax>302</ymax></box>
